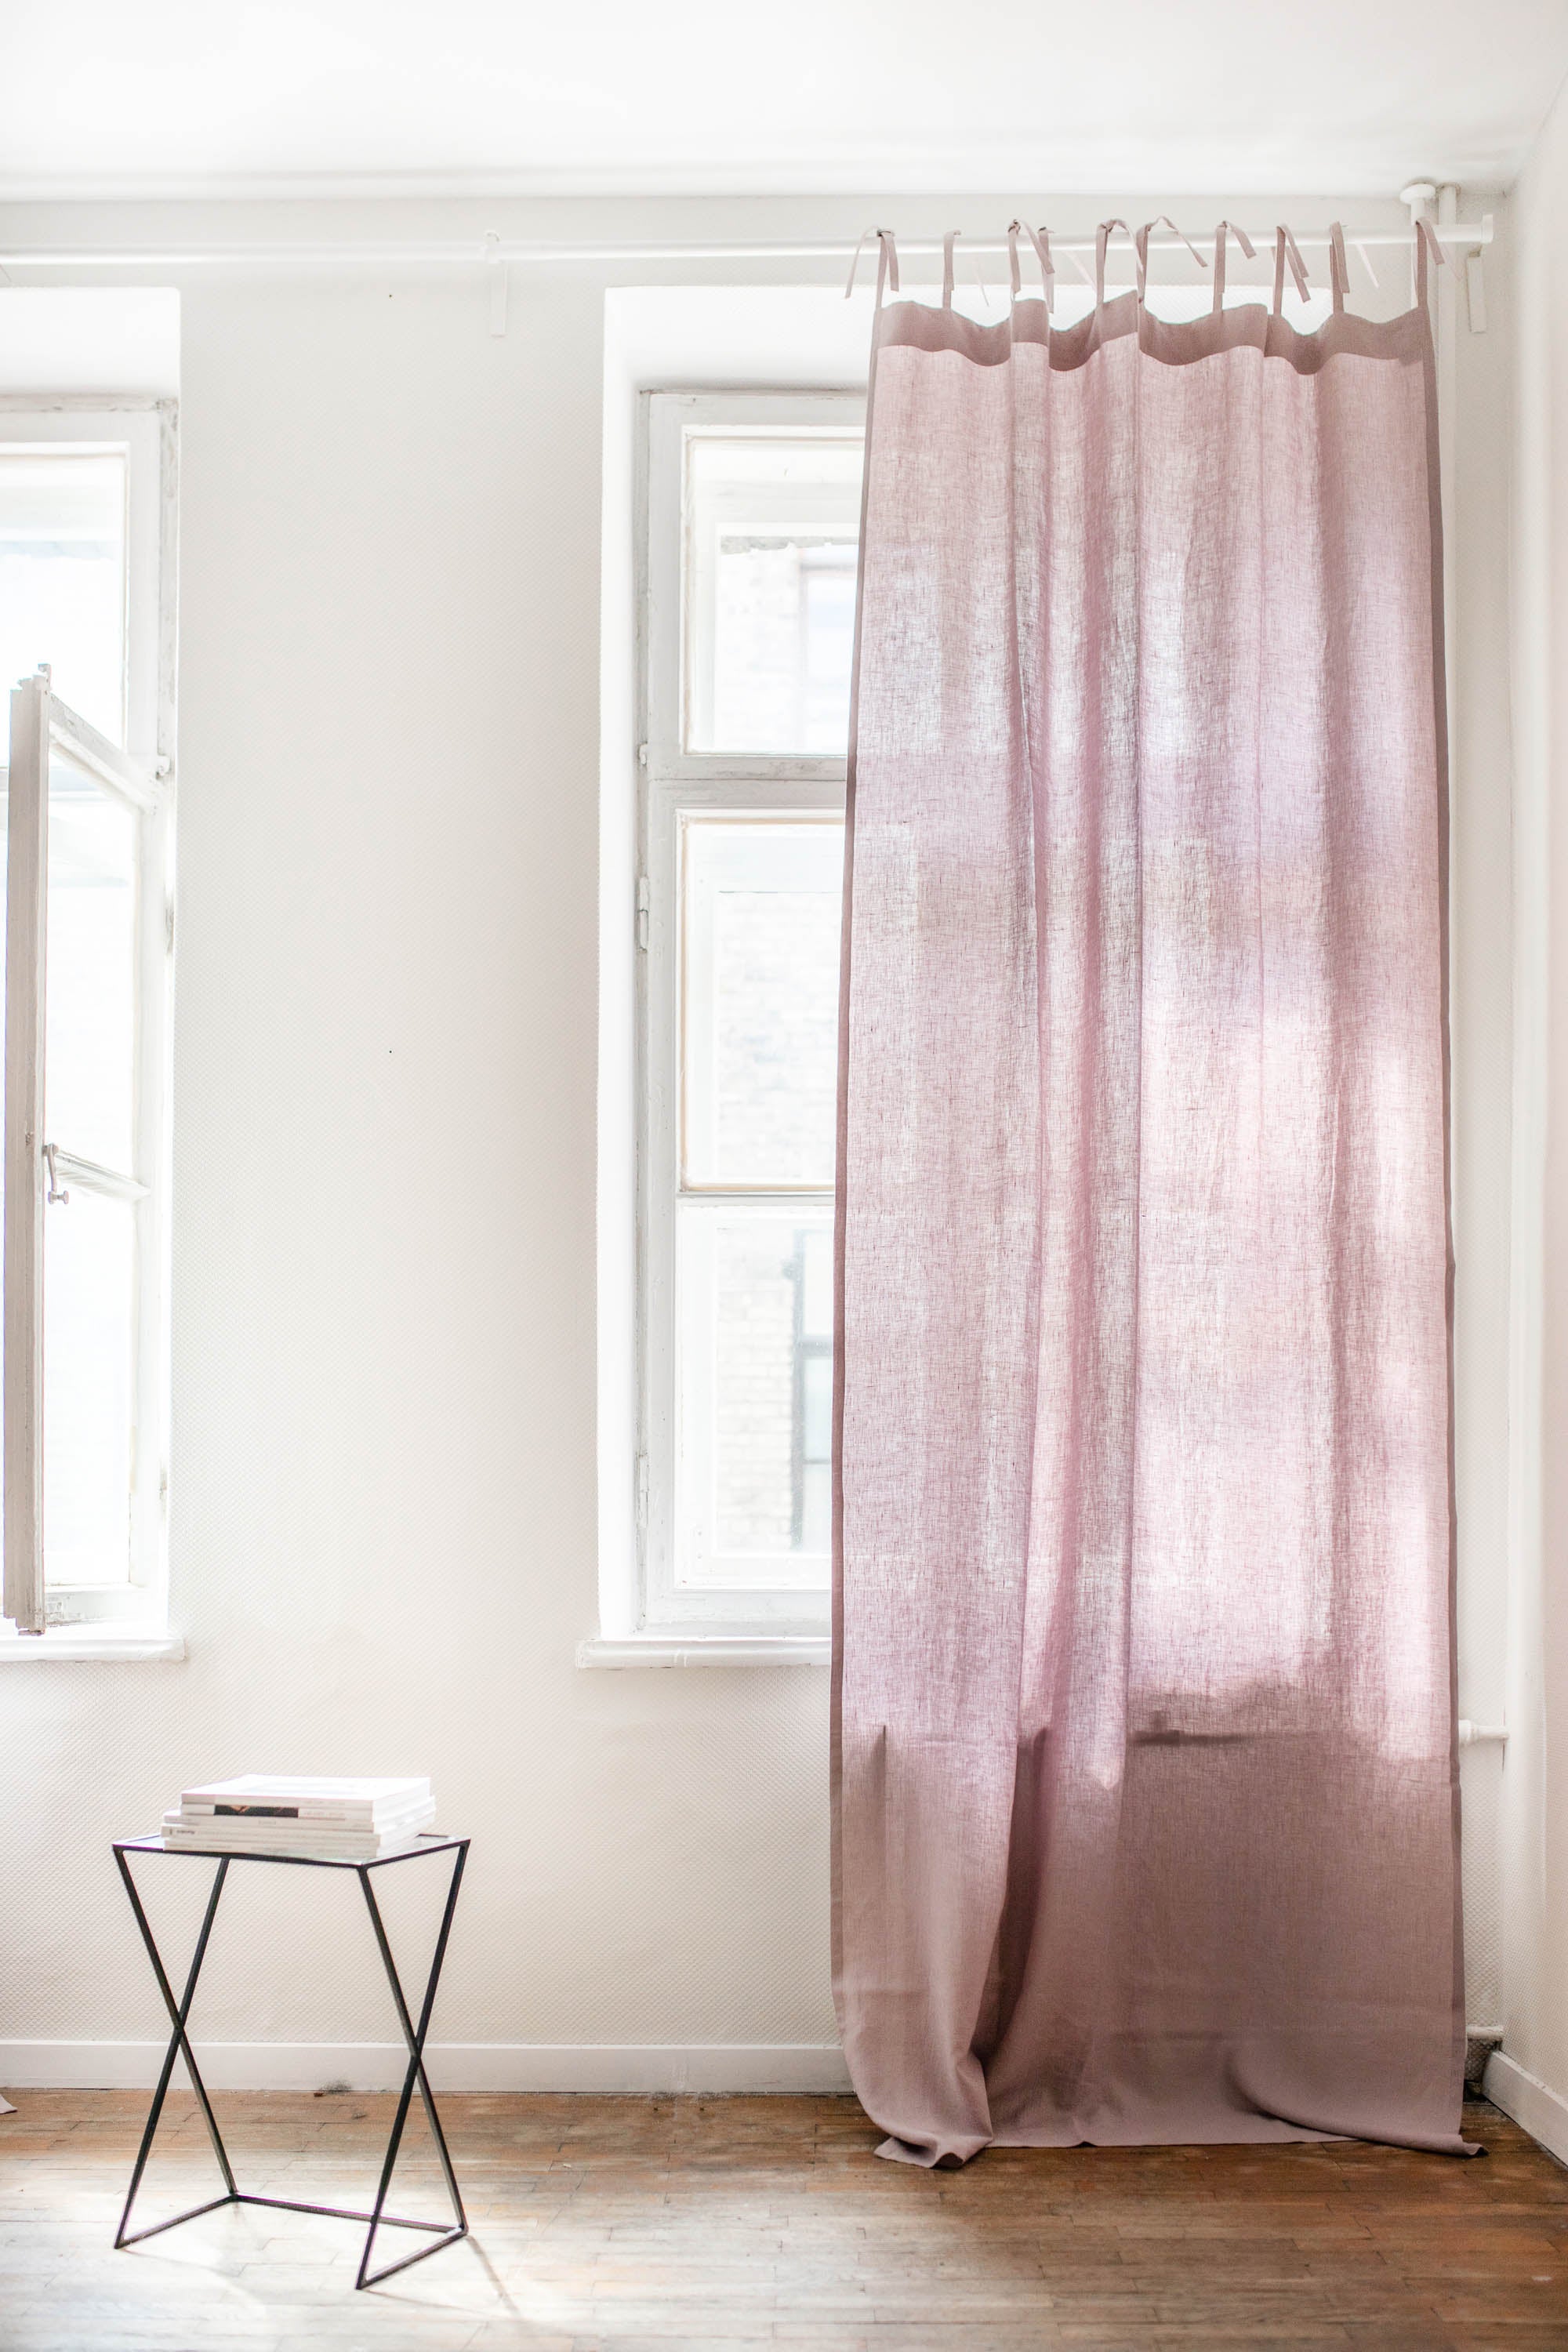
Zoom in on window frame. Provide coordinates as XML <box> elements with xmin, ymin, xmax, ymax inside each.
<box><xmin>0</xmin><ymin>398</ymin><xmax>176</xmax><ymax>1635</ymax></box>
<box><xmin>636</xmin><ymin>390</ymin><xmax>862</xmax><ymax>1642</ymax></box>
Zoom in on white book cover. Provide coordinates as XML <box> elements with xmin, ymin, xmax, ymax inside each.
<box><xmin>177</xmin><ymin>1774</ymin><xmax>432</xmax><ymax>1822</ymax></box>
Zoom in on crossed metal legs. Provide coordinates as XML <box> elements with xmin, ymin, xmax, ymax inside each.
<box><xmin>112</xmin><ymin>1842</ymin><xmax>469</xmax><ymax>2288</ymax></box>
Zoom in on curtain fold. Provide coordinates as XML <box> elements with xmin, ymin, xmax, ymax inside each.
<box><xmin>832</xmin><ymin>281</ymin><xmax>1468</xmax><ymax>2165</ymax></box>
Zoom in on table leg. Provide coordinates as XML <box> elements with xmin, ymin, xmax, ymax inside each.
<box><xmin>354</xmin><ymin>1842</ymin><xmax>468</xmax><ymax>2287</ymax></box>
<box><xmin>113</xmin><ymin>1850</ymin><xmax>238</xmax><ymax>2247</ymax></box>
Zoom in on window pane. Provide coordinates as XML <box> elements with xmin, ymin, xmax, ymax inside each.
<box><xmin>0</xmin><ymin>451</ymin><xmax>127</xmax><ymax>743</ymax></box>
<box><xmin>684</xmin><ymin>434</ymin><xmax>862</xmax><ymax>754</ymax></box>
<box><xmin>44</xmin><ymin>1186</ymin><xmax>134</xmax><ymax>1586</ymax></box>
<box><xmin>47</xmin><ymin>747</ymin><xmax>137</xmax><ymax>1174</ymax></box>
<box><xmin>682</xmin><ymin>817</ymin><xmax>842</xmax><ymax>1189</ymax></box>
<box><xmin>676</xmin><ymin>1203</ymin><xmax>833</xmax><ymax>1583</ymax></box>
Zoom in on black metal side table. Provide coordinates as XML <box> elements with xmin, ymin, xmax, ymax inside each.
<box><xmin>111</xmin><ymin>1830</ymin><xmax>470</xmax><ymax>2289</ymax></box>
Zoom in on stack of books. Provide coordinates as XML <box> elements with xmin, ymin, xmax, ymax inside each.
<box><xmin>162</xmin><ymin>1775</ymin><xmax>437</xmax><ymax>1860</ymax></box>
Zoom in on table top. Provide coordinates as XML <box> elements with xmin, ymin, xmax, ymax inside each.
<box><xmin>114</xmin><ymin>1831</ymin><xmax>467</xmax><ymax>1871</ymax></box>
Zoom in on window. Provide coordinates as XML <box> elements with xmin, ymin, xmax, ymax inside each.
<box><xmin>0</xmin><ymin>405</ymin><xmax>176</xmax><ymax>1635</ymax></box>
<box><xmin>638</xmin><ymin>392</ymin><xmax>862</xmax><ymax>1638</ymax></box>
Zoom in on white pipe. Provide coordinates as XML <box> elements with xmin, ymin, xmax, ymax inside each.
<box><xmin>1458</xmin><ymin>1720</ymin><xmax>1508</xmax><ymax>1744</ymax></box>
<box><xmin>0</xmin><ymin>224</ymin><xmax>1496</xmax><ymax>272</ymax></box>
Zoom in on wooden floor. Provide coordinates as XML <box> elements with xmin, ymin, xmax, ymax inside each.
<box><xmin>2</xmin><ymin>2092</ymin><xmax>1566</xmax><ymax>2350</ymax></box>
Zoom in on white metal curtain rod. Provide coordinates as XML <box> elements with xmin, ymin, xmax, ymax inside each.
<box><xmin>0</xmin><ymin>223</ymin><xmax>1494</xmax><ymax>270</ymax></box>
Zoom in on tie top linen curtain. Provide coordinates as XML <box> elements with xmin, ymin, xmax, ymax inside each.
<box><xmin>832</xmin><ymin>227</ymin><xmax>1468</xmax><ymax>2165</ymax></box>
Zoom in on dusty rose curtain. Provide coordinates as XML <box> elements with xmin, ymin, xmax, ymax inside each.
<box><xmin>832</xmin><ymin>228</ymin><xmax>1469</xmax><ymax>2165</ymax></box>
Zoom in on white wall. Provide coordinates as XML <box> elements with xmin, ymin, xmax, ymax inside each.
<box><xmin>1450</xmin><ymin>193</ymin><xmax>1518</xmax><ymax>2041</ymax></box>
<box><xmin>0</xmin><ymin>191</ymin><xmax>1517</xmax><ymax>2092</ymax></box>
<box><xmin>1488</xmin><ymin>78</ymin><xmax>1568</xmax><ymax>2155</ymax></box>
<box><xmin>1</xmin><ymin>227</ymin><xmax>841</xmax><ymax>2091</ymax></box>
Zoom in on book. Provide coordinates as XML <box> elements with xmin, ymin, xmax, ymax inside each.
<box><xmin>170</xmin><ymin>1797</ymin><xmax>434</xmax><ymax>1835</ymax></box>
<box><xmin>160</xmin><ymin>1813</ymin><xmax>437</xmax><ymax>1860</ymax></box>
<box><xmin>161</xmin><ymin>1832</ymin><xmax>433</xmax><ymax>1861</ymax></box>
<box><xmin>176</xmin><ymin>1775</ymin><xmax>432</xmax><ymax>1825</ymax></box>
<box><xmin>162</xmin><ymin>1802</ymin><xmax>435</xmax><ymax>1845</ymax></box>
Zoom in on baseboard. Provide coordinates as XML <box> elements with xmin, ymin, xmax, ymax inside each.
<box><xmin>1483</xmin><ymin>2048</ymin><xmax>1568</xmax><ymax>2165</ymax></box>
<box><xmin>0</xmin><ymin>2039</ymin><xmax>853</xmax><ymax>2096</ymax></box>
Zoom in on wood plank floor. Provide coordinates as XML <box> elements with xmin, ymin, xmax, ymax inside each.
<box><xmin>2</xmin><ymin>2092</ymin><xmax>1565</xmax><ymax>2350</ymax></box>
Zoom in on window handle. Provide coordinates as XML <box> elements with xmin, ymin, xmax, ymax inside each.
<box><xmin>43</xmin><ymin>1144</ymin><xmax>68</xmax><ymax>1206</ymax></box>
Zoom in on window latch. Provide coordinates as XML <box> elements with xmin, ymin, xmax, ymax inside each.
<box><xmin>43</xmin><ymin>1144</ymin><xmax>68</xmax><ymax>1206</ymax></box>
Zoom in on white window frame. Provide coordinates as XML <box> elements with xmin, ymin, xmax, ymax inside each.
<box><xmin>0</xmin><ymin>399</ymin><xmax>176</xmax><ymax>1639</ymax></box>
<box><xmin>634</xmin><ymin>390</ymin><xmax>862</xmax><ymax>1646</ymax></box>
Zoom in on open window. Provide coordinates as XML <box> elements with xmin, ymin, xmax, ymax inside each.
<box><xmin>0</xmin><ymin>406</ymin><xmax>176</xmax><ymax>1636</ymax></box>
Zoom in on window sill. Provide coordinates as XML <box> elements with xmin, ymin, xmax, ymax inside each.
<box><xmin>578</xmin><ymin>1635</ymin><xmax>830</xmax><ymax>1668</ymax></box>
<box><xmin>0</xmin><ymin>1625</ymin><xmax>185</xmax><ymax>1663</ymax></box>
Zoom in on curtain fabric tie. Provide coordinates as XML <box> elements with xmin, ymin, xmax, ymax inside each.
<box><xmin>1272</xmin><ymin>227</ymin><xmax>1310</xmax><ymax>316</ymax></box>
<box><xmin>849</xmin><ymin>217</ymin><xmax>1437</xmax><ymax>318</ymax></box>
<box><xmin>1414</xmin><ymin>216</ymin><xmax>1445</xmax><ymax>309</ymax></box>
<box><xmin>1211</xmin><ymin>221</ymin><xmax>1258</xmax><ymax>315</ymax></box>
<box><xmin>1095</xmin><ymin>219</ymin><xmax>1136</xmax><ymax>307</ymax></box>
<box><xmin>845</xmin><ymin>228</ymin><xmax>901</xmax><ymax>303</ymax></box>
<box><xmin>1007</xmin><ymin>220</ymin><xmax>1055</xmax><ymax>313</ymax></box>
<box><xmin>1134</xmin><ymin>215</ymin><xmax>1208</xmax><ymax>305</ymax></box>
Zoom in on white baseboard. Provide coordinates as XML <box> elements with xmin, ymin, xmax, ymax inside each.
<box><xmin>0</xmin><ymin>2040</ymin><xmax>853</xmax><ymax>2096</ymax></box>
<box><xmin>1483</xmin><ymin>2048</ymin><xmax>1568</xmax><ymax>2165</ymax></box>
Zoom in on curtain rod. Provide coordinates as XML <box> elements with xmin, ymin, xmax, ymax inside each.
<box><xmin>0</xmin><ymin>223</ymin><xmax>1494</xmax><ymax>270</ymax></box>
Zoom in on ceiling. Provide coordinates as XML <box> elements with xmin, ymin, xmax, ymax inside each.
<box><xmin>3</xmin><ymin>0</ymin><xmax>1566</xmax><ymax>201</ymax></box>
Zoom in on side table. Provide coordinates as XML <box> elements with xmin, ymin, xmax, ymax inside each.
<box><xmin>111</xmin><ymin>1830</ymin><xmax>470</xmax><ymax>2288</ymax></box>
